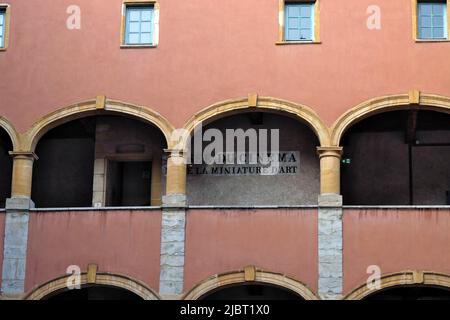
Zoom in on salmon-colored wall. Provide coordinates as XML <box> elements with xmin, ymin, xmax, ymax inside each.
<box><xmin>1</xmin><ymin>0</ymin><xmax>450</xmax><ymax>133</ymax></box>
<box><xmin>0</xmin><ymin>212</ymin><xmax>4</xmax><ymax>286</ymax></box>
<box><xmin>25</xmin><ymin>210</ymin><xmax>162</xmax><ymax>292</ymax></box>
<box><xmin>343</xmin><ymin>208</ymin><xmax>450</xmax><ymax>294</ymax></box>
<box><xmin>184</xmin><ymin>208</ymin><xmax>318</xmax><ymax>293</ymax></box>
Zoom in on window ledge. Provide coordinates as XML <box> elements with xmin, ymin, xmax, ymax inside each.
<box><xmin>0</xmin><ymin>48</ymin><xmax>7</xmax><ymax>52</ymax></box>
<box><xmin>415</xmin><ymin>39</ymin><xmax>450</xmax><ymax>43</ymax></box>
<box><xmin>276</xmin><ymin>41</ymin><xmax>321</xmax><ymax>45</ymax></box>
<box><xmin>120</xmin><ymin>44</ymin><xmax>157</xmax><ymax>49</ymax></box>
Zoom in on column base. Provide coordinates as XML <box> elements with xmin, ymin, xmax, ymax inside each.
<box><xmin>318</xmin><ymin>193</ymin><xmax>343</xmax><ymax>207</ymax></box>
<box><xmin>5</xmin><ymin>197</ymin><xmax>35</xmax><ymax>211</ymax></box>
<box><xmin>162</xmin><ymin>194</ymin><xmax>187</xmax><ymax>209</ymax></box>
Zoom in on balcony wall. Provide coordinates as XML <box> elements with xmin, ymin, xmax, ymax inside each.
<box><xmin>343</xmin><ymin>207</ymin><xmax>450</xmax><ymax>295</ymax></box>
<box><xmin>25</xmin><ymin>209</ymin><xmax>162</xmax><ymax>293</ymax></box>
<box><xmin>184</xmin><ymin>208</ymin><xmax>318</xmax><ymax>294</ymax></box>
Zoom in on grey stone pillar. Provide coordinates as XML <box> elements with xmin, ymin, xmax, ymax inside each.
<box><xmin>318</xmin><ymin>193</ymin><xmax>343</xmax><ymax>300</ymax></box>
<box><xmin>159</xmin><ymin>194</ymin><xmax>186</xmax><ymax>298</ymax></box>
<box><xmin>1</xmin><ymin>198</ymin><xmax>34</xmax><ymax>298</ymax></box>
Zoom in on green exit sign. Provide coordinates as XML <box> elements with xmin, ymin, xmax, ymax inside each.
<box><xmin>342</xmin><ymin>158</ymin><xmax>351</xmax><ymax>164</ymax></box>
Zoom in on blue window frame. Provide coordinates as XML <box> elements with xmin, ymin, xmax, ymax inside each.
<box><xmin>0</xmin><ymin>8</ymin><xmax>5</xmax><ymax>48</ymax></box>
<box><xmin>125</xmin><ymin>5</ymin><xmax>154</xmax><ymax>45</ymax></box>
<box><xmin>285</xmin><ymin>2</ymin><xmax>315</xmax><ymax>41</ymax></box>
<box><xmin>418</xmin><ymin>1</ymin><xmax>448</xmax><ymax>39</ymax></box>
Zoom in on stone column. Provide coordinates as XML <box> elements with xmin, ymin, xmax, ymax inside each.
<box><xmin>317</xmin><ymin>147</ymin><xmax>344</xmax><ymax>300</ymax></box>
<box><xmin>2</xmin><ymin>152</ymin><xmax>37</xmax><ymax>298</ymax></box>
<box><xmin>317</xmin><ymin>147</ymin><xmax>343</xmax><ymax>195</ymax></box>
<box><xmin>159</xmin><ymin>149</ymin><xmax>187</xmax><ymax>298</ymax></box>
<box><xmin>150</xmin><ymin>153</ymin><xmax>162</xmax><ymax>206</ymax></box>
<box><xmin>318</xmin><ymin>193</ymin><xmax>343</xmax><ymax>300</ymax></box>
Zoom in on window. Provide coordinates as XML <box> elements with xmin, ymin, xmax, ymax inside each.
<box><xmin>121</xmin><ymin>2</ymin><xmax>159</xmax><ymax>47</ymax></box>
<box><xmin>0</xmin><ymin>9</ymin><xmax>5</xmax><ymax>48</ymax></box>
<box><xmin>0</xmin><ymin>5</ymin><xmax>10</xmax><ymax>50</ymax></box>
<box><xmin>278</xmin><ymin>1</ymin><xmax>320</xmax><ymax>44</ymax></box>
<box><xmin>285</xmin><ymin>3</ymin><xmax>314</xmax><ymax>41</ymax></box>
<box><xmin>415</xmin><ymin>1</ymin><xmax>449</xmax><ymax>40</ymax></box>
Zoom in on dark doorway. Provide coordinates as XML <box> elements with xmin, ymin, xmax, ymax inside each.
<box><xmin>200</xmin><ymin>283</ymin><xmax>304</xmax><ymax>300</ymax></box>
<box><xmin>364</xmin><ymin>285</ymin><xmax>450</xmax><ymax>300</ymax></box>
<box><xmin>44</xmin><ymin>285</ymin><xmax>142</xmax><ymax>300</ymax></box>
<box><xmin>105</xmin><ymin>161</ymin><xmax>152</xmax><ymax>206</ymax></box>
<box><xmin>0</xmin><ymin>129</ymin><xmax>13</xmax><ymax>208</ymax></box>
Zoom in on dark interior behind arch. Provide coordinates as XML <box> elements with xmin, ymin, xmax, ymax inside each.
<box><xmin>341</xmin><ymin>110</ymin><xmax>450</xmax><ymax>205</ymax></box>
<box><xmin>0</xmin><ymin>128</ymin><xmax>13</xmax><ymax>208</ymax></box>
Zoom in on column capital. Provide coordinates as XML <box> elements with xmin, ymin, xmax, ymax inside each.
<box><xmin>316</xmin><ymin>146</ymin><xmax>343</xmax><ymax>159</ymax></box>
<box><xmin>9</xmin><ymin>151</ymin><xmax>39</xmax><ymax>161</ymax></box>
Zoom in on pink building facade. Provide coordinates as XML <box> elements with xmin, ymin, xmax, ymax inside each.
<box><xmin>0</xmin><ymin>0</ymin><xmax>449</xmax><ymax>300</ymax></box>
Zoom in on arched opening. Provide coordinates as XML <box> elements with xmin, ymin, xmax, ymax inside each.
<box><xmin>363</xmin><ymin>285</ymin><xmax>450</xmax><ymax>300</ymax></box>
<box><xmin>25</xmin><ymin>273</ymin><xmax>160</xmax><ymax>300</ymax></box>
<box><xmin>0</xmin><ymin>127</ymin><xmax>13</xmax><ymax>207</ymax></box>
<box><xmin>32</xmin><ymin>115</ymin><xmax>167</xmax><ymax>208</ymax></box>
<box><xmin>43</xmin><ymin>284</ymin><xmax>143</xmax><ymax>300</ymax></box>
<box><xmin>183</xmin><ymin>269</ymin><xmax>319</xmax><ymax>300</ymax></box>
<box><xmin>186</xmin><ymin>111</ymin><xmax>320</xmax><ymax>206</ymax></box>
<box><xmin>345</xmin><ymin>271</ymin><xmax>450</xmax><ymax>300</ymax></box>
<box><xmin>199</xmin><ymin>282</ymin><xmax>304</xmax><ymax>300</ymax></box>
<box><xmin>340</xmin><ymin>110</ymin><xmax>450</xmax><ymax>205</ymax></box>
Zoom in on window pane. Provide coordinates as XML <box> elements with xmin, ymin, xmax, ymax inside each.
<box><xmin>300</xmin><ymin>28</ymin><xmax>312</xmax><ymax>40</ymax></box>
<box><xmin>141</xmin><ymin>10</ymin><xmax>153</xmax><ymax>22</ymax></box>
<box><xmin>287</xmin><ymin>29</ymin><xmax>300</xmax><ymax>40</ymax></box>
<box><xmin>432</xmin><ymin>4</ymin><xmax>445</xmax><ymax>15</ymax></box>
<box><xmin>433</xmin><ymin>15</ymin><xmax>445</xmax><ymax>27</ymax></box>
<box><xmin>419</xmin><ymin>4</ymin><xmax>432</xmax><ymax>16</ymax></box>
<box><xmin>0</xmin><ymin>13</ymin><xmax>4</xmax><ymax>25</ymax></box>
<box><xmin>129</xmin><ymin>10</ymin><xmax>141</xmax><ymax>22</ymax></box>
<box><xmin>433</xmin><ymin>27</ymin><xmax>445</xmax><ymax>38</ymax></box>
<box><xmin>287</xmin><ymin>6</ymin><xmax>300</xmax><ymax>17</ymax></box>
<box><xmin>301</xmin><ymin>17</ymin><xmax>311</xmax><ymax>28</ymax></box>
<box><xmin>141</xmin><ymin>22</ymin><xmax>152</xmax><ymax>33</ymax></box>
<box><xmin>300</xmin><ymin>5</ymin><xmax>312</xmax><ymax>17</ymax></box>
<box><xmin>140</xmin><ymin>33</ymin><xmax>152</xmax><ymax>43</ymax></box>
<box><xmin>128</xmin><ymin>33</ymin><xmax>140</xmax><ymax>44</ymax></box>
<box><xmin>0</xmin><ymin>26</ymin><xmax>3</xmax><ymax>37</ymax></box>
<box><xmin>129</xmin><ymin>22</ymin><xmax>140</xmax><ymax>33</ymax></box>
<box><xmin>288</xmin><ymin>17</ymin><xmax>299</xmax><ymax>28</ymax></box>
<box><xmin>419</xmin><ymin>27</ymin><xmax>432</xmax><ymax>39</ymax></box>
<box><xmin>420</xmin><ymin>16</ymin><xmax>432</xmax><ymax>28</ymax></box>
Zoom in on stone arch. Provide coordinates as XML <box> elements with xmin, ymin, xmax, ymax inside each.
<box><xmin>345</xmin><ymin>271</ymin><xmax>450</xmax><ymax>300</ymax></box>
<box><xmin>331</xmin><ymin>92</ymin><xmax>450</xmax><ymax>146</ymax></box>
<box><xmin>180</xmin><ymin>96</ymin><xmax>331</xmax><ymax>150</ymax></box>
<box><xmin>24</xmin><ymin>273</ymin><xmax>160</xmax><ymax>300</ymax></box>
<box><xmin>183</xmin><ymin>267</ymin><xmax>319</xmax><ymax>300</ymax></box>
<box><xmin>22</xmin><ymin>97</ymin><xmax>175</xmax><ymax>152</ymax></box>
<box><xmin>0</xmin><ymin>115</ymin><xmax>20</xmax><ymax>152</ymax></box>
